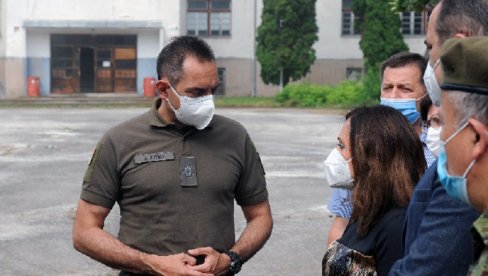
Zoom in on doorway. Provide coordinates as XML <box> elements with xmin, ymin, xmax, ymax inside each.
<box><xmin>80</xmin><ymin>47</ymin><xmax>95</xmax><ymax>92</ymax></box>
<box><xmin>51</xmin><ymin>34</ymin><xmax>137</xmax><ymax>93</ymax></box>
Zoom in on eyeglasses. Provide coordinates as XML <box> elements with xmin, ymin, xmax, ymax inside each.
<box><xmin>426</xmin><ymin>114</ymin><xmax>441</xmax><ymax>129</ymax></box>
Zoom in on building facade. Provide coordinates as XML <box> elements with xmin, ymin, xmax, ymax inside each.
<box><xmin>0</xmin><ymin>0</ymin><xmax>428</xmax><ymax>98</ymax></box>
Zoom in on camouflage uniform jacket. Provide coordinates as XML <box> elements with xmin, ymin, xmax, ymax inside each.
<box><xmin>469</xmin><ymin>212</ymin><xmax>488</xmax><ymax>275</ymax></box>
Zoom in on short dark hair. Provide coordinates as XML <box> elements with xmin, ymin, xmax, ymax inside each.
<box><xmin>347</xmin><ymin>105</ymin><xmax>426</xmax><ymax>237</ymax></box>
<box><xmin>156</xmin><ymin>36</ymin><xmax>215</xmax><ymax>84</ymax></box>
<box><xmin>380</xmin><ymin>52</ymin><xmax>427</xmax><ymax>85</ymax></box>
<box><xmin>437</xmin><ymin>0</ymin><xmax>488</xmax><ymax>44</ymax></box>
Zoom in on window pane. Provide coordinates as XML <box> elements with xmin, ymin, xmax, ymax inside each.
<box><xmin>342</xmin><ymin>0</ymin><xmax>353</xmax><ymax>9</ymax></box>
<box><xmin>52</xmin><ymin>47</ymin><xmax>73</xmax><ymax>58</ymax></box>
<box><xmin>211</xmin><ymin>0</ymin><xmax>230</xmax><ymax>9</ymax></box>
<box><xmin>198</xmin><ymin>12</ymin><xmax>208</xmax><ymax>35</ymax></box>
<box><xmin>414</xmin><ymin>12</ymin><xmax>423</xmax><ymax>34</ymax></box>
<box><xmin>210</xmin><ymin>13</ymin><xmax>219</xmax><ymax>34</ymax></box>
<box><xmin>97</xmin><ymin>49</ymin><xmax>111</xmax><ymax>59</ymax></box>
<box><xmin>346</xmin><ymin>68</ymin><xmax>362</xmax><ymax>81</ymax></box>
<box><xmin>216</xmin><ymin>67</ymin><xmax>225</xmax><ymax>95</ymax></box>
<box><xmin>342</xmin><ymin>12</ymin><xmax>352</xmax><ymax>35</ymax></box>
<box><xmin>52</xmin><ymin>59</ymin><xmax>73</xmax><ymax>68</ymax></box>
<box><xmin>187</xmin><ymin>12</ymin><xmax>208</xmax><ymax>35</ymax></box>
<box><xmin>187</xmin><ymin>12</ymin><xmax>198</xmax><ymax>30</ymax></box>
<box><xmin>401</xmin><ymin>12</ymin><xmax>411</xmax><ymax>35</ymax></box>
<box><xmin>188</xmin><ymin>0</ymin><xmax>207</xmax><ymax>9</ymax></box>
<box><xmin>51</xmin><ymin>35</ymin><xmax>66</xmax><ymax>45</ymax></box>
<box><xmin>210</xmin><ymin>12</ymin><xmax>231</xmax><ymax>36</ymax></box>
<box><xmin>115</xmin><ymin>60</ymin><xmax>136</xmax><ymax>69</ymax></box>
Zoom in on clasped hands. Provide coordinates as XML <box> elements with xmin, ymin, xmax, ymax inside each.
<box><xmin>147</xmin><ymin>246</ymin><xmax>230</xmax><ymax>276</ymax></box>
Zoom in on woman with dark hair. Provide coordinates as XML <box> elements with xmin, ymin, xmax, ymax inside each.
<box><xmin>322</xmin><ymin>105</ymin><xmax>426</xmax><ymax>275</ymax></box>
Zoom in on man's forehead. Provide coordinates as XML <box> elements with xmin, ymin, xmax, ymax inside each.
<box><xmin>179</xmin><ymin>58</ymin><xmax>217</xmax><ymax>82</ymax></box>
<box><xmin>383</xmin><ymin>66</ymin><xmax>421</xmax><ymax>82</ymax></box>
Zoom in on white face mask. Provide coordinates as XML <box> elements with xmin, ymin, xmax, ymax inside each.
<box><xmin>426</xmin><ymin>126</ymin><xmax>442</xmax><ymax>157</ymax></box>
<box><xmin>423</xmin><ymin>59</ymin><xmax>442</xmax><ymax>107</ymax></box>
<box><xmin>167</xmin><ymin>84</ymin><xmax>215</xmax><ymax>130</ymax></box>
<box><xmin>323</xmin><ymin>148</ymin><xmax>353</xmax><ymax>189</ymax></box>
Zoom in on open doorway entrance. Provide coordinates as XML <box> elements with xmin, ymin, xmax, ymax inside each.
<box><xmin>51</xmin><ymin>34</ymin><xmax>137</xmax><ymax>93</ymax></box>
<box><xmin>80</xmin><ymin>47</ymin><xmax>95</xmax><ymax>92</ymax></box>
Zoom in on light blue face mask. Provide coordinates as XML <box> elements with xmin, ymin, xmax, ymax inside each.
<box><xmin>436</xmin><ymin>120</ymin><xmax>476</xmax><ymax>205</ymax></box>
<box><xmin>380</xmin><ymin>96</ymin><xmax>425</xmax><ymax>124</ymax></box>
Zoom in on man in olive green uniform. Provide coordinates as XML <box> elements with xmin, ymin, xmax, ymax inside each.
<box><xmin>72</xmin><ymin>36</ymin><xmax>273</xmax><ymax>276</ymax></box>
<box><xmin>437</xmin><ymin>37</ymin><xmax>488</xmax><ymax>275</ymax></box>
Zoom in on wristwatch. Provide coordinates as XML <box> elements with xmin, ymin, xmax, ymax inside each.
<box><xmin>224</xmin><ymin>250</ymin><xmax>242</xmax><ymax>275</ymax></box>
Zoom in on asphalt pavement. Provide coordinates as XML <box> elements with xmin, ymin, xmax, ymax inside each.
<box><xmin>0</xmin><ymin>106</ymin><xmax>344</xmax><ymax>275</ymax></box>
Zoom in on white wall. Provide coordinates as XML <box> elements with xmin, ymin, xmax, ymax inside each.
<box><xmin>205</xmin><ymin>0</ymin><xmax>256</xmax><ymax>59</ymax></box>
<box><xmin>5</xmin><ymin>0</ymin><xmax>27</xmax><ymax>58</ymax></box>
<box><xmin>138</xmin><ymin>30</ymin><xmax>161</xmax><ymax>59</ymax></box>
<box><xmin>26</xmin><ymin>30</ymin><xmax>49</xmax><ymax>58</ymax></box>
<box><xmin>405</xmin><ymin>36</ymin><xmax>427</xmax><ymax>55</ymax></box>
<box><xmin>315</xmin><ymin>0</ymin><xmax>362</xmax><ymax>59</ymax></box>
<box><xmin>24</xmin><ymin>0</ymin><xmax>172</xmax><ymax>21</ymax></box>
<box><xmin>315</xmin><ymin>0</ymin><xmax>427</xmax><ymax>60</ymax></box>
<box><xmin>0</xmin><ymin>0</ymin><xmax>6</xmax><ymax>56</ymax></box>
<box><xmin>4</xmin><ymin>0</ymin><xmax>183</xmax><ymax>58</ymax></box>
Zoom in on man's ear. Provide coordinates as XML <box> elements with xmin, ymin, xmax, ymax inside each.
<box><xmin>156</xmin><ymin>80</ymin><xmax>170</xmax><ymax>99</ymax></box>
<box><xmin>453</xmin><ymin>31</ymin><xmax>469</xmax><ymax>39</ymax></box>
<box><xmin>469</xmin><ymin>118</ymin><xmax>487</xmax><ymax>160</ymax></box>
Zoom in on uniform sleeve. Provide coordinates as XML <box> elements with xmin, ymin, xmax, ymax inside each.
<box><xmin>235</xmin><ymin>133</ymin><xmax>268</xmax><ymax>206</ymax></box>
<box><xmin>388</xmin><ymin>180</ymin><xmax>478</xmax><ymax>276</ymax></box>
<box><xmin>80</xmin><ymin>134</ymin><xmax>120</xmax><ymax>209</ymax></box>
<box><xmin>327</xmin><ymin>188</ymin><xmax>353</xmax><ymax>219</ymax></box>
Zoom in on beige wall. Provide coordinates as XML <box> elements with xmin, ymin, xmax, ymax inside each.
<box><xmin>0</xmin><ymin>59</ymin><xmax>5</xmax><ymax>97</ymax></box>
<box><xmin>216</xmin><ymin>58</ymin><xmax>279</xmax><ymax>97</ymax></box>
<box><xmin>217</xmin><ymin>58</ymin><xmax>365</xmax><ymax>97</ymax></box>
<box><xmin>0</xmin><ymin>58</ymin><xmax>24</xmax><ymax>98</ymax></box>
<box><xmin>304</xmin><ymin>59</ymin><xmax>364</xmax><ymax>85</ymax></box>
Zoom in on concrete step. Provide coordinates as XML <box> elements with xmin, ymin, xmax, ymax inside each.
<box><xmin>0</xmin><ymin>93</ymin><xmax>156</xmax><ymax>106</ymax></box>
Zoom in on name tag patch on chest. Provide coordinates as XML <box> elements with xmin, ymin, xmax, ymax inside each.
<box><xmin>134</xmin><ymin>152</ymin><xmax>175</xmax><ymax>164</ymax></box>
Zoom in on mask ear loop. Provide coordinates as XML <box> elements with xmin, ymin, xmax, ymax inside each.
<box><xmin>443</xmin><ymin>120</ymin><xmax>470</xmax><ymax>145</ymax></box>
<box><xmin>416</xmin><ymin>92</ymin><xmax>428</xmax><ymax>102</ymax></box>
<box><xmin>433</xmin><ymin>59</ymin><xmax>441</xmax><ymax>69</ymax></box>
<box><xmin>462</xmin><ymin>159</ymin><xmax>476</xmax><ymax>178</ymax></box>
<box><xmin>166</xmin><ymin>83</ymin><xmax>182</xmax><ymax>111</ymax></box>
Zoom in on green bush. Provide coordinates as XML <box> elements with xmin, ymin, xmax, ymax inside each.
<box><xmin>276</xmin><ymin>81</ymin><xmax>372</xmax><ymax>107</ymax></box>
<box><xmin>362</xmin><ymin>67</ymin><xmax>381</xmax><ymax>102</ymax></box>
<box><xmin>277</xmin><ymin>83</ymin><xmax>330</xmax><ymax>107</ymax></box>
<box><xmin>327</xmin><ymin>80</ymin><xmax>368</xmax><ymax>106</ymax></box>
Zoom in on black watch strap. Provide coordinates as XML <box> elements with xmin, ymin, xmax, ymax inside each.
<box><xmin>224</xmin><ymin>250</ymin><xmax>242</xmax><ymax>275</ymax></box>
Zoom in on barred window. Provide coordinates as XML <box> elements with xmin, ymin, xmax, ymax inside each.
<box><xmin>401</xmin><ymin>11</ymin><xmax>428</xmax><ymax>35</ymax></box>
<box><xmin>216</xmin><ymin>67</ymin><xmax>225</xmax><ymax>95</ymax></box>
<box><xmin>342</xmin><ymin>0</ymin><xmax>359</xmax><ymax>36</ymax></box>
<box><xmin>346</xmin><ymin>68</ymin><xmax>363</xmax><ymax>81</ymax></box>
<box><xmin>187</xmin><ymin>0</ymin><xmax>231</xmax><ymax>37</ymax></box>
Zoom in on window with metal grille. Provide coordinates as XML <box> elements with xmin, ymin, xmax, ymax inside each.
<box><xmin>346</xmin><ymin>67</ymin><xmax>363</xmax><ymax>81</ymax></box>
<box><xmin>187</xmin><ymin>0</ymin><xmax>231</xmax><ymax>37</ymax></box>
<box><xmin>215</xmin><ymin>67</ymin><xmax>225</xmax><ymax>95</ymax></box>
<box><xmin>401</xmin><ymin>11</ymin><xmax>428</xmax><ymax>35</ymax></box>
<box><xmin>342</xmin><ymin>0</ymin><xmax>359</xmax><ymax>36</ymax></box>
